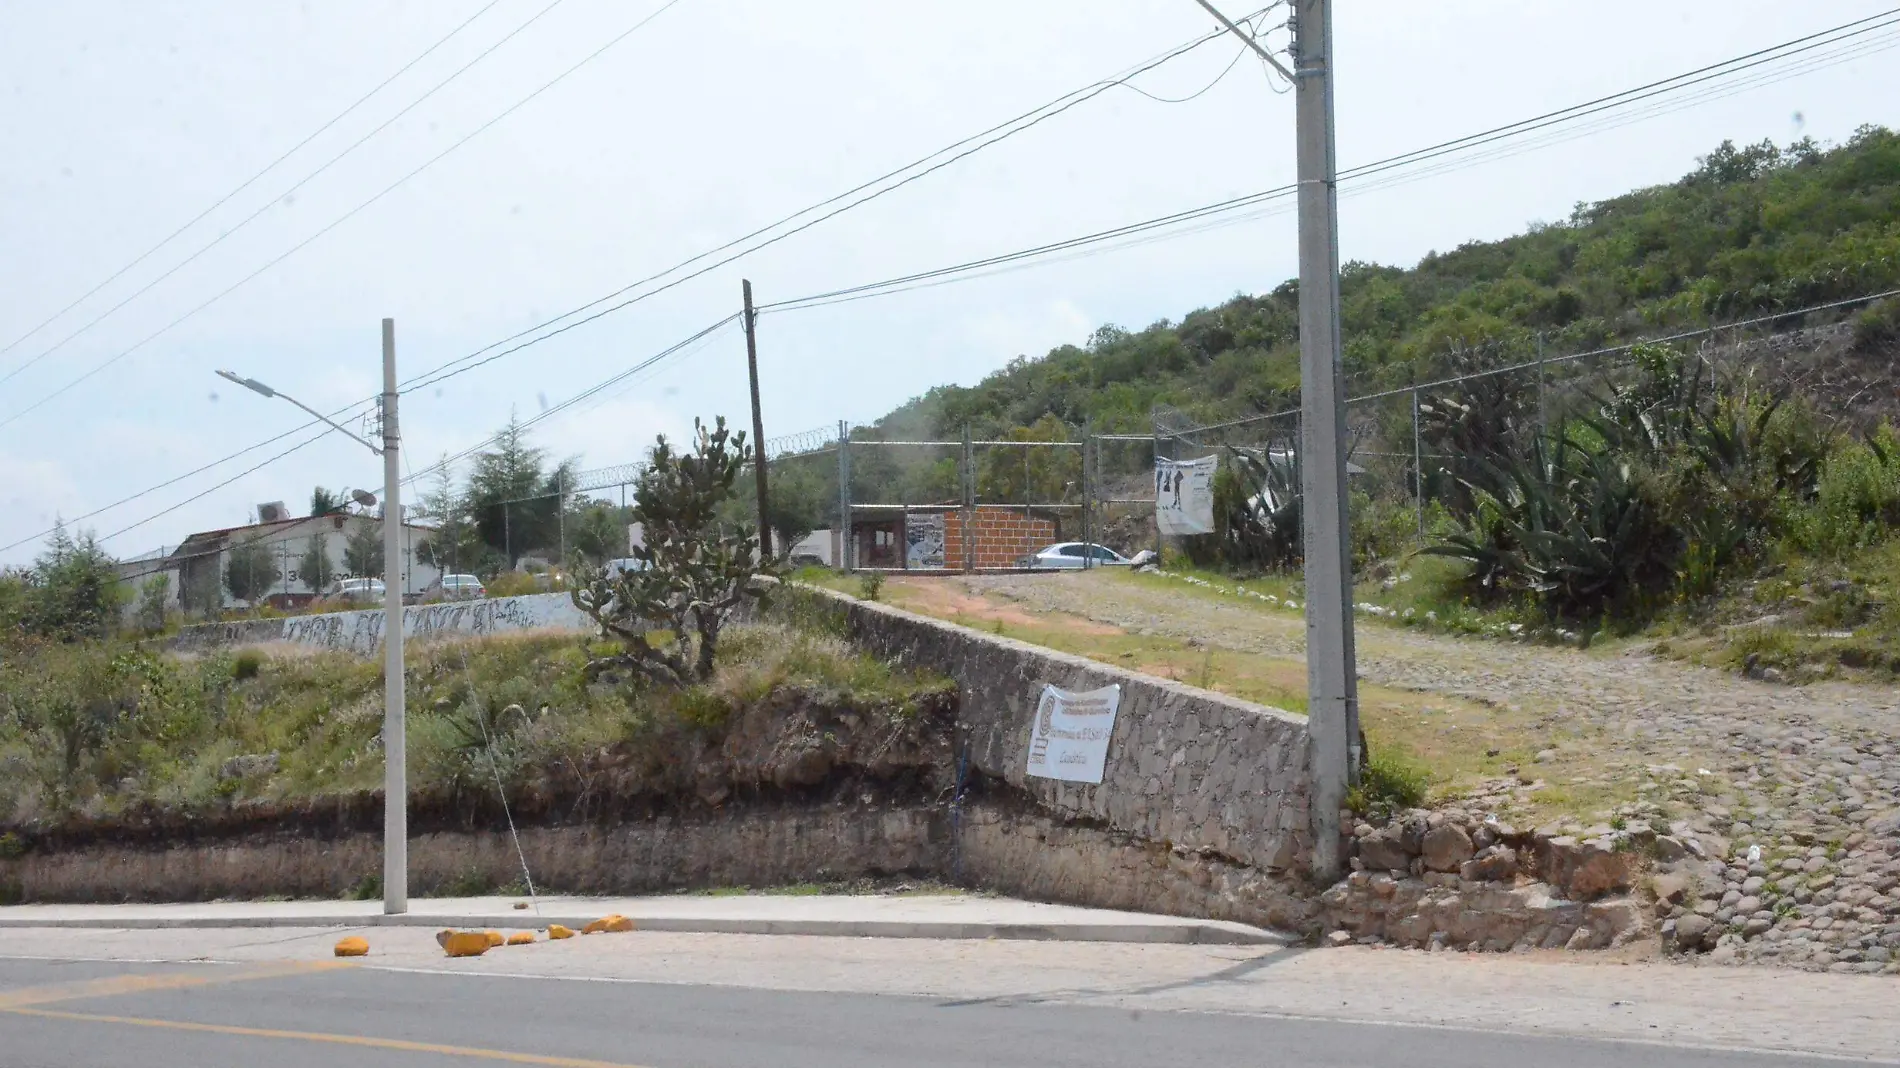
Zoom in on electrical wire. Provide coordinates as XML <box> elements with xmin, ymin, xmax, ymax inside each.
<box><xmin>0</xmin><ymin>0</ymin><xmax>511</xmax><ymax>376</ymax></box>
<box><xmin>0</xmin><ymin>0</ymin><xmax>690</xmax><ymax>431</ymax></box>
<box><xmin>18</xmin><ymin>8</ymin><xmax>1894</xmax><ymax>556</ymax></box>
<box><xmin>1</xmin><ymin>9</ymin><xmax>1257</xmax><ymax>552</ymax></box>
<box><xmin>394</xmin><ymin>11</ymin><xmax>1273</xmax><ymax>394</ymax></box>
<box><xmin>759</xmin><ymin>9</ymin><xmax>1900</xmax><ymax>315</ymax></box>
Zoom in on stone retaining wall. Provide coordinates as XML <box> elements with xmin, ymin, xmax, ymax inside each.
<box><xmin>796</xmin><ymin>586</ymin><xmax>1315</xmax><ymax>879</ymax></box>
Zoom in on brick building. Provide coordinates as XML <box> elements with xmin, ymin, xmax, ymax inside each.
<box><xmin>845</xmin><ymin>504</ymin><xmax>1061</xmax><ymax>571</ymax></box>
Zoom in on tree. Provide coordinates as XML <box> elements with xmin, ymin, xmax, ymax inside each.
<box><xmin>567</xmin><ymin>501</ymin><xmax>630</xmax><ymax>567</ymax></box>
<box><xmin>764</xmin><ymin>463</ymin><xmax>829</xmax><ymax>557</ymax></box>
<box><xmin>299</xmin><ymin>535</ymin><xmax>337</xmax><ymax>594</ymax></box>
<box><xmin>344</xmin><ymin>521</ymin><xmax>384</xmax><ymax>579</ymax></box>
<box><xmin>573</xmin><ymin>417</ymin><xmax>775</xmax><ymax>685</ymax></box>
<box><xmin>223</xmin><ymin>537</ymin><xmax>278</xmax><ymax>605</ymax></box>
<box><xmin>134</xmin><ymin>574</ymin><xmax>172</xmax><ymax>635</ymax></box>
<box><xmin>464</xmin><ymin>416</ymin><xmax>575</xmax><ymax>567</ymax></box>
<box><xmin>310</xmin><ymin>487</ymin><xmax>346</xmax><ymax>517</ymax></box>
<box><xmin>415</xmin><ymin>461</ymin><xmax>479</xmax><ymax>575</ymax></box>
<box><xmin>26</xmin><ymin>523</ymin><xmax>122</xmax><ymax>641</ymax></box>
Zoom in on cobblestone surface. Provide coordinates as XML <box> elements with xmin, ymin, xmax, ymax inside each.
<box><xmin>938</xmin><ymin>572</ymin><xmax>1900</xmax><ymax>972</ymax></box>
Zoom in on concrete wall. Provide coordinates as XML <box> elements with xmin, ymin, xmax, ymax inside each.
<box><xmin>800</xmin><ymin>586</ymin><xmax>1314</xmax><ymax>878</ymax></box>
<box><xmin>170</xmin><ymin>592</ymin><xmax>590</xmax><ymax>656</ymax></box>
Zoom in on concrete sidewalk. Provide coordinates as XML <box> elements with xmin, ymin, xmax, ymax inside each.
<box><xmin>0</xmin><ymin>893</ymin><xmax>1287</xmax><ymax>946</ymax></box>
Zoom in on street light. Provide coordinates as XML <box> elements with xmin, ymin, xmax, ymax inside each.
<box><xmin>214</xmin><ymin>317</ymin><xmax>408</xmax><ymax>914</ymax></box>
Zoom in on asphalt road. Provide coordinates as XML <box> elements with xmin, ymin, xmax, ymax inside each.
<box><xmin>0</xmin><ymin>957</ymin><xmax>1860</xmax><ymax>1068</ymax></box>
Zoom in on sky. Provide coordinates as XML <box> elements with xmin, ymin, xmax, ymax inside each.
<box><xmin>2</xmin><ymin>0</ymin><xmax>1897</xmax><ymax>567</ymax></box>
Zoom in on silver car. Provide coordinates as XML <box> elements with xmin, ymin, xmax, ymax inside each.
<box><xmin>1020</xmin><ymin>542</ymin><xmax>1132</xmax><ymax>570</ymax></box>
<box><xmin>425</xmin><ymin>574</ymin><xmax>486</xmax><ymax>601</ymax></box>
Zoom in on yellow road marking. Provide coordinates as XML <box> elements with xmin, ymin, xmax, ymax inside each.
<box><xmin>0</xmin><ymin>960</ymin><xmax>354</xmax><ymax>1010</ymax></box>
<box><xmin>3</xmin><ymin>1006</ymin><xmax>656</xmax><ymax>1068</ymax></box>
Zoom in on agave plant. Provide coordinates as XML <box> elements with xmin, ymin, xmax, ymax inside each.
<box><xmin>1426</xmin><ymin>431</ymin><xmax>1680</xmax><ymax>620</ymax></box>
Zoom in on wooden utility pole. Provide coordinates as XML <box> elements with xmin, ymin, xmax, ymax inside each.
<box><xmin>742</xmin><ymin>280</ymin><xmax>771</xmax><ymax>559</ymax></box>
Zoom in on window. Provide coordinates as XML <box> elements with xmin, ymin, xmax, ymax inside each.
<box><xmin>1090</xmin><ymin>546</ymin><xmax>1119</xmax><ymax>561</ymax></box>
<box><xmin>1057</xmin><ymin>544</ymin><xmax>1086</xmax><ymax>558</ymax></box>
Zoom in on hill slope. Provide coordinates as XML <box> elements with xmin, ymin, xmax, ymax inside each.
<box><xmin>872</xmin><ymin>127</ymin><xmax>1900</xmax><ymax>439</ymax></box>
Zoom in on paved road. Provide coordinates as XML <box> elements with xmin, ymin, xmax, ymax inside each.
<box><xmin>0</xmin><ymin>956</ymin><xmax>1861</xmax><ymax>1068</ymax></box>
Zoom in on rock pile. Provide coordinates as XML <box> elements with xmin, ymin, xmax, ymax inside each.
<box><xmin>1321</xmin><ymin>804</ymin><xmax>1649</xmax><ymax>952</ymax></box>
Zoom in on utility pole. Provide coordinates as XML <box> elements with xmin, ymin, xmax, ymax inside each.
<box><xmin>1292</xmin><ymin>0</ymin><xmax>1358</xmax><ymax>882</ymax></box>
<box><xmin>1195</xmin><ymin>0</ymin><xmax>1357</xmax><ymax>881</ymax></box>
<box><xmin>743</xmin><ymin>280</ymin><xmax>771</xmax><ymax>560</ymax></box>
<box><xmin>380</xmin><ymin>317</ymin><xmax>408</xmax><ymax>915</ymax></box>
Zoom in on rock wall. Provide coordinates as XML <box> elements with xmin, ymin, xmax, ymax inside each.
<box><xmin>169</xmin><ymin>593</ymin><xmax>590</xmax><ymax>656</ymax></box>
<box><xmin>794</xmin><ymin>586</ymin><xmax>1315</xmax><ymax>880</ymax></box>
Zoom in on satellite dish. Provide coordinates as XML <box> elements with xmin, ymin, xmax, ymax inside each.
<box><xmin>351</xmin><ymin>489</ymin><xmax>378</xmax><ymax>509</ymax></box>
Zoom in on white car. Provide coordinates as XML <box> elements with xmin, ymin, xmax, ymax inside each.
<box><xmin>425</xmin><ymin>574</ymin><xmax>486</xmax><ymax>601</ymax></box>
<box><xmin>324</xmin><ymin>577</ymin><xmax>385</xmax><ymax>604</ymax></box>
<box><xmin>1020</xmin><ymin>543</ymin><xmax>1132</xmax><ymax>570</ymax></box>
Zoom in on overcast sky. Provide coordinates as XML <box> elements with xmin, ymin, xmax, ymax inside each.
<box><xmin>2</xmin><ymin>0</ymin><xmax>1896</xmax><ymax>566</ymax></box>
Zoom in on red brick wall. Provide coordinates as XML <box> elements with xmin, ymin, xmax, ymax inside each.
<box><xmin>942</xmin><ymin>507</ymin><xmax>1057</xmax><ymax>569</ymax></box>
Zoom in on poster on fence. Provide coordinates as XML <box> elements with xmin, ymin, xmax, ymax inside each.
<box><xmin>1155</xmin><ymin>455</ymin><xmax>1217</xmax><ymax>535</ymax></box>
<box><xmin>905</xmin><ymin>511</ymin><xmax>947</xmax><ymax>569</ymax></box>
<box><xmin>1025</xmin><ymin>683</ymin><xmax>1121</xmax><ymax>784</ymax></box>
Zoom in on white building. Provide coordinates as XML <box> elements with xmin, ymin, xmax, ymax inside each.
<box><xmin>115</xmin><ymin>510</ymin><xmax>439</xmax><ymax>619</ymax></box>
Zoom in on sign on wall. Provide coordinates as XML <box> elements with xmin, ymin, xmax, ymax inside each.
<box><xmin>905</xmin><ymin>512</ymin><xmax>947</xmax><ymax>569</ymax></box>
<box><xmin>1155</xmin><ymin>456</ymin><xmax>1217</xmax><ymax>535</ymax></box>
<box><xmin>1025</xmin><ymin>683</ymin><xmax>1122</xmax><ymax>784</ymax></box>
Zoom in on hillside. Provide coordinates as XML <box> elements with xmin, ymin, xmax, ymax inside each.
<box><xmin>872</xmin><ymin>127</ymin><xmax>1900</xmax><ymax>439</ymax></box>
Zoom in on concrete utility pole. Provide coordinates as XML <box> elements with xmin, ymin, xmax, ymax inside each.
<box><xmin>743</xmin><ymin>280</ymin><xmax>771</xmax><ymax>560</ymax></box>
<box><xmin>1195</xmin><ymin>0</ymin><xmax>1358</xmax><ymax>881</ymax></box>
<box><xmin>380</xmin><ymin>317</ymin><xmax>408</xmax><ymax>914</ymax></box>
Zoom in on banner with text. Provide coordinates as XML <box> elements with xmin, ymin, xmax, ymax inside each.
<box><xmin>905</xmin><ymin>512</ymin><xmax>947</xmax><ymax>569</ymax></box>
<box><xmin>1025</xmin><ymin>683</ymin><xmax>1122</xmax><ymax>784</ymax></box>
<box><xmin>1155</xmin><ymin>456</ymin><xmax>1217</xmax><ymax>536</ymax></box>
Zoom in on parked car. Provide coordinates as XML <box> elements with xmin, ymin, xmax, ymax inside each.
<box><xmin>1019</xmin><ymin>543</ymin><xmax>1133</xmax><ymax>570</ymax></box>
<box><xmin>423</xmin><ymin>573</ymin><xmax>486</xmax><ymax>602</ymax></box>
<box><xmin>603</xmin><ymin>557</ymin><xmax>649</xmax><ymax>579</ymax></box>
<box><xmin>322</xmin><ymin>577</ymin><xmax>385</xmax><ymax>605</ymax></box>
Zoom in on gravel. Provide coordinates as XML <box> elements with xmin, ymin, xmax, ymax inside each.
<box><xmin>944</xmin><ymin>572</ymin><xmax>1900</xmax><ymax>972</ymax></box>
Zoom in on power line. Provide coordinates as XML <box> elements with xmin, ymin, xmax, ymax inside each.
<box><xmin>1</xmin><ymin>10</ymin><xmax>1245</xmax><ymax>553</ymax></box>
<box><xmin>758</xmin><ymin>9</ymin><xmax>1900</xmax><ymax>315</ymax></box>
<box><xmin>19</xmin><ymin>8</ymin><xmax>1893</xmax><ymax>555</ymax></box>
<box><xmin>0</xmin><ymin>0</ymin><xmax>511</xmax><ymax>376</ymax></box>
<box><xmin>394</xmin><ymin>11</ymin><xmax>1271</xmax><ymax>394</ymax></box>
<box><xmin>0</xmin><ymin>0</ymin><xmax>690</xmax><ymax>431</ymax></box>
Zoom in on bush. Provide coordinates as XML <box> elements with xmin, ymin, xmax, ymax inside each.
<box><xmin>232</xmin><ymin>649</ymin><xmax>265</xmax><ymax>681</ymax></box>
<box><xmin>857</xmin><ymin>572</ymin><xmax>884</xmax><ymax>601</ymax></box>
<box><xmin>1347</xmin><ymin>748</ymin><xmax>1431</xmax><ymax>816</ymax></box>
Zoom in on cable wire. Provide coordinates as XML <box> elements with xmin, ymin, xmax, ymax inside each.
<box><xmin>0</xmin><ymin>0</ymin><xmax>510</xmax><ymax>376</ymax></box>
<box><xmin>395</xmin><ymin>11</ymin><xmax>1273</xmax><ymax>393</ymax></box>
<box><xmin>0</xmin><ymin>0</ymin><xmax>690</xmax><ymax>431</ymax></box>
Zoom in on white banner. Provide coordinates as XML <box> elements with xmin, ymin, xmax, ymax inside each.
<box><xmin>1156</xmin><ymin>456</ymin><xmax>1217</xmax><ymax>536</ymax></box>
<box><xmin>905</xmin><ymin>512</ymin><xmax>947</xmax><ymax>569</ymax></box>
<box><xmin>1025</xmin><ymin>683</ymin><xmax>1121</xmax><ymax>784</ymax></box>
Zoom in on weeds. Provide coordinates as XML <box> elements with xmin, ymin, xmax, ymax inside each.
<box><xmin>1346</xmin><ymin>748</ymin><xmax>1431</xmax><ymax>817</ymax></box>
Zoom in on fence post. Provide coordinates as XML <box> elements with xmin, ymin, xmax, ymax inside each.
<box><xmin>962</xmin><ymin>423</ymin><xmax>975</xmax><ymax>573</ymax></box>
<box><xmin>1411</xmin><ymin>385</ymin><xmax>1424</xmax><ymax>544</ymax></box>
<box><xmin>1151</xmin><ymin>423</ymin><xmax>1163</xmax><ymax>562</ymax></box>
<box><xmin>557</xmin><ymin>469</ymin><xmax>566</xmax><ymax>569</ymax></box>
<box><xmin>503</xmin><ymin>502</ymin><xmax>511</xmax><ymax>569</ymax></box>
<box><xmin>1080</xmin><ymin>421</ymin><xmax>1092</xmax><ymax>569</ymax></box>
<box><xmin>837</xmin><ymin>420</ymin><xmax>852</xmax><ymax>572</ymax></box>
<box><xmin>1536</xmin><ymin>332</ymin><xmax>1548</xmax><ymax>439</ymax></box>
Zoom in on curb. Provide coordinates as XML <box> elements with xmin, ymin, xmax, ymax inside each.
<box><xmin>0</xmin><ymin>913</ymin><xmax>1288</xmax><ymax>946</ymax></box>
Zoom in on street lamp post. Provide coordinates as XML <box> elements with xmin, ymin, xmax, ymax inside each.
<box><xmin>215</xmin><ymin>316</ymin><xmax>407</xmax><ymax>914</ymax></box>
